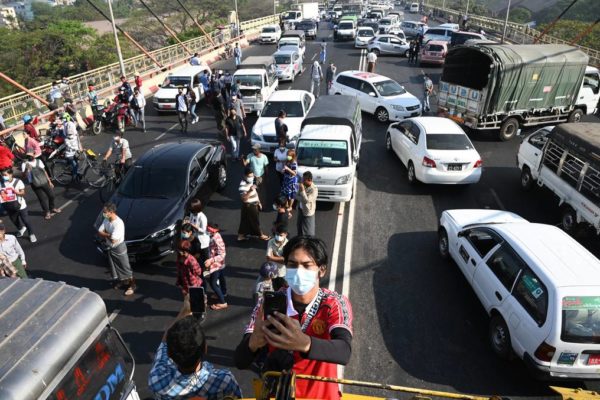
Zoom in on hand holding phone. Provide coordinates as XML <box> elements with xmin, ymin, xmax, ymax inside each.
<box><xmin>263</xmin><ymin>291</ymin><xmax>287</xmax><ymax>333</ymax></box>
<box><xmin>189</xmin><ymin>286</ymin><xmax>206</xmax><ymax>320</ymax></box>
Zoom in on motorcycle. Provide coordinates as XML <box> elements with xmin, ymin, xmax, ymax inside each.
<box><xmin>40</xmin><ymin>123</ymin><xmax>66</xmax><ymax>165</ymax></box>
<box><xmin>92</xmin><ymin>101</ymin><xmax>134</xmax><ymax>135</ymax></box>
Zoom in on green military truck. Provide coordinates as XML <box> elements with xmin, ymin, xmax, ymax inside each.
<box><xmin>437</xmin><ymin>44</ymin><xmax>600</xmax><ymax>141</ymax></box>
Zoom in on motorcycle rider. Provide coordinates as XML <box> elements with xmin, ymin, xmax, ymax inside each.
<box><xmin>63</xmin><ymin>113</ymin><xmax>83</xmax><ymax>181</ymax></box>
<box><xmin>111</xmin><ymin>87</ymin><xmax>133</xmax><ymax>131</ymax></box>
<box><xmin>119</xmin><ymin>76</ymin><xmax>137</xmax><ymax>125</ymax></box>
<box><xmin>22</xmin><ymin>115</ymin><xmax>39</xmax><ymax>140</ymax></box>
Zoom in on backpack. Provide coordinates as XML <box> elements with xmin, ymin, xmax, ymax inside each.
<box><xmin>28</xmin><ymin>160</ymin><xmax>48</xmax><ymax>188</ymax></box>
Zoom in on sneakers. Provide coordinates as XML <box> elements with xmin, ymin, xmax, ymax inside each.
<box><xmin>16</xmin><ymin>227</ymin><xmax>27</xmax><ymax>237</ymax></box>
<box><xmin>29</xmin><ymin>234</ymin><xmax>37</xmax><ymax>243</ymax></box>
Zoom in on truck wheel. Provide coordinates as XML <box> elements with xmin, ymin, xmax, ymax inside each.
<box><xmin>561</xmin><ymin>206</ymin><xmax>578</xmax><ymax>233</ymax></box>
<box><xmin>520</xmin><ymin>166</ymin><xmax>534</xmax><ymax>191</ymax></box>
<box><xmin>489</xmin><ymin>315</ymin><xmax>512</xmax><ymax>360</ymax></box>
<box><xmin>499</xmin><ymin>118</ymin><xmax>519</xmax><ymax>141</ymax></box>
<box><xmin>568</xmin><ymin>109</ymin><xmax>584</xmax><ymax>123</ymax></box>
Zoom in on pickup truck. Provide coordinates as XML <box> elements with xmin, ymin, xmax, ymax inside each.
<box><xmin>437</xmin><ymin>44</ymin><xmax>600</xmax><ymax>141</ymax></box>
<box><xmin>233</xmin><ymin>56</ymin><xmax>279</xmax><ymax>115</ymax></box>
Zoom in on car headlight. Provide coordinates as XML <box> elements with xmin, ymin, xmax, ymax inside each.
<box><xmin>256</xmin><ymin>93</ymin><xmax>263</xmax><ymax>102</ymax></box>
<box><xmin>148</xmin><ymin>224</ymin><xmax>176</xmax><ymax>240</ymax></box>
<box><xmin>335</xmin><ymin>173</ymin><xmax>352</xmax><ymax>185</ymax></box>
<box><xmin>392</xmin><ymin>105</ymin><xmax>405</xmax><ymax>111</ymax></box>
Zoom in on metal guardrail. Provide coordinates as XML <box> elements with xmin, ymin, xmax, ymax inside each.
<box><xmin>424</xmin><ymin>4</ymin><xmax>600</xmax><ymax>67</ymax></box>
<box><xmin>0</xmin><ymin>14</ymin><xmax>279</xmax><ymax>128</ymax></box>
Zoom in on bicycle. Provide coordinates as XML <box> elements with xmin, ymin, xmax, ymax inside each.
<box><xmin>98</xmin><ymin>161</ymin><xmax>126</xmax><ymax>203</ymax></box>
<box><xmin>1</xmin><ymin>130</ymin><xmax>28</xmax><ymax>164</ymax></box>
<box><xmin>50</xmin><ymin>149</ymin><xmax>106</xmax><ymax>187</ymax></box>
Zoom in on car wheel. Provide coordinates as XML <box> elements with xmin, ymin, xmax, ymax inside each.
<box><xmin>385</xmin><ymin>133</ymin><xmax>393</xmax><ymax>152</ymax></box>
<box><xmin>217</xmin><ymin>163</ymin><xmax>227</xmax><ymax>191</ymax></box>
<box><xmin>568</xmin><ymin>109</ymin><xmax>584</xmax><ymax>123</ymax></box>
<box><xmin>498</xmin><ymin>118</ymin><xmax>519</xmax><ymax>141</ymax></box>
<box><xmin>375</xmin><ymin>107</ymin><xmax>389</xmax><ymax>122</ymax></box>
<box><xmin>438</xmin><ymin>227</ymin><xmax>449</xmax><ymax>259</ymax></box>
<box><xmin>404</xmin><ymin>49</ymin><xmax>410</xmax><ymax>57</ymax></box>
<box><xmin>520</xmin><ymin>166</ymin><xmax>534</xmax><ymax>191</ymax></box>
<box><xmin>561</xmin><ymin>206</ymin><xmax>578</xmax><ymax>233</ymax></box>
<box><xmin>489</xmin><ymin>315</ymin><xmax>512</xmax><ymax>360</ymax></box>
<box><xmin>407</xmin><ymin>161</ymin><xmax>416</xmax><ymax>184</ymax></box>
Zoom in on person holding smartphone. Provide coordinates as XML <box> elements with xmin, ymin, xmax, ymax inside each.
<box><xmin>234</xmin><ymin>236</ymin><xmax>353</xmax><ymax>400</ymax></box>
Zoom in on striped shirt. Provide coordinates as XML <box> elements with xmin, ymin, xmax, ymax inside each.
<box><xmin>239</xmin><ymin>179</ymin><xmax>259</xmax><ymax>203</ymax></box>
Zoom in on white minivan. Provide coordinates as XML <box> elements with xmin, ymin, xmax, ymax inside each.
<box><xmin>409</xmin><ymin>2</ymin><xmax>419</xmax><ymax>13</ymax></box>
<box><xmin>439</xmin><ymin>209</ymin><xmax>600</xmax><ymax>380</ymax></box>
<box><xmin>296</xmin><ymin>95</ymin><xmax>362</xmax><ymax>202</ymax></box>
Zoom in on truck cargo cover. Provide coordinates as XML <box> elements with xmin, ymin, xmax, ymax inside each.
<box><xmin>301</xmin><ymin>95</ymin><xmax>359</xmax><ymax>132</ymax></box>
<box><xmin>237</xmin><ymin>56</ymin><xmax>276</xmax><ymax>70</ymax></box>
<box><xmin>0</xmin><ymin>279</ymin><xmax>107</xmax><ymax>400</ymax></box>
<box><xmin>549</xmin><ymin>123</ymin><xmax>600</xmax><ymax>169</ymax></box>
<box><xmin>441</xmin><ymin>44</ymin><xmax>589</xmax><ymax>114</ymax></box>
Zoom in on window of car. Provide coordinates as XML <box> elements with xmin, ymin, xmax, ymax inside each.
<box><xmin>427</xmin><ymin>44</ymin><xmax>445</xmax><ymax>52</ymax></box>
<box><xmin>425</xmin><ymin>134</ymin><xmax>474</xmax><ymax>150</ymax></box>
<box><xmin>193</xmin><ymin>73</ymin><xmax>201</xmax><ymax>86</ymax></box>
<box><xmin>274</xmin><ymin>54</ymin><xmax>292</xmax><ymax>64</ymax></box>
<box><xmin>119</xmin><ymin>165</ymin><xmax>186</xmax><ymax>198</ymax></box>
<box><xmin>398</xmin><ymin>121</ymin><xmax>418</xmax><ymax>144</ymax></box>
<box><xmin>189</xmin><ymin>158</ymin><xmax>203</xmax><ymax>188</ymax></box>
<box><xmin>561</xmin><ymin>296</ymin><xmax>600</xmax><ymax>343</ymax></box>
<box><xmin>261</xmin><ymin>101</ymin><xmax>304</xmax><ymax>117</ymax></box>
<box><xmin>358</xmin><ymin>81</ymin><xmax>375</xmax><ymax>95</ymax></box>
<box><xmin>344</xmin><ymin>76</ymin><xmax>363</xmax><ymax>91</ymax></box>
<box><xmin>426</xmin><ymin>29</ymin><xmax>444</xmax><ymax>35</ymax></box>
<box><xmin>583</xmin><ymin>73</ymin><xmax>600</xmax><ymax>95</ymax></box>
<box><xmin>512</xmin><ymin>267</ymin><xmax>548</xmax><ymax>325</ymax></box>
<box><xmin>336</xmin><ymin>75</ymin><xmax>351</xmax><ymax>86</ymax></box>
<box><xmin>263</xmin><ymin>27</ymin><xmax>276</xmax><ymax>33</ymax></box>
<box><xmin>390</xmin><ymin>38</ymin><xmax>404</xmax><ymax>45</ymax></box>
<box><xmin>372</xmin><ymin>79</ymin><xmax>406</xmax><ymax>96</ymax></box>
<box><xmin>486</xmin><ymin>243</ymin><xmax>526</xmax><ymax>291</ymax></box>
<box><xmin>377</xmin><ymin>36</ymin><xmax>389</xmax><ymax>43</ymax></box>
<box><xmin>527</xmin><ymin>130</ymin><xmax>549</xmax><ymax>150</ymax></box>
<box><xmin>196</xmin><ymin>147</ymin><xmax>211</xmax><ymax>170</ymax></box>
<box><xmin>463</xmin><ymin>228</ymin><xmax>503</xmax><ymax>257</ymax></box>
<box><xmin>302</xmin><ymin>94</ymin><xmax>311</xmax><ymax>112</ymax></box>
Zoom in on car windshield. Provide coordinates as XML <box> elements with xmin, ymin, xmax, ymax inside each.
<box><xmin>118</xmin><ymin>165</ymin><xmax>186</xmax><ymax>198</ymax></box>
<box><xmin>235</xmin><ymin>74</ymin><xmax>262</xmax><ymax>87</ymax></box>
<box><xmin>561</xmin><ymin>296</ymin><xmax>600</xmax><ymax>344</ymax></box>
<box><xmin>426</xmin><ymin>134</ymin><xmax>474</xmax><ymax>150</ymax></box>
<box><xmin>261</xmin><ymin>101</ymin><xmax>304</xmax><ymax>117</ymax></box>
<box><xmin>274</xmin><ymin>55</ymin><xmax>292</xmax><ymax>64</ymax></box>
<box><xmin>162</xmin><ymin>76</ymin><xmax>190</xmax><ymax>87</ymax></box>
<box><xmin>297</xmin><ymin>140</ymin><xmax>349</xmax><ymax>168</ymax></box>
<box><xmin>379</xmin><ymin>19</ymin><xmax>391</xmax><ymax>25</ymax></box>
<box><xmin>373</xmin><ymin>79</ymin><xmax>406</xmax><ymax>96</ymax></box>
<box><xmin>339</xmin><ymin>22</ymin><xmax>354</xmax><ymax>29</ymax></box>
<box><xmin>357</xmin><ymin>29</ymin><xmax>374</xmax><ymax>37</ymax></box>
<box><xmin>279</xmin><ymin>39</ymin><xmax>299</xmax><ymax>47</ymax></box>
<box><xmin>263</xmin><ymin>27</ymin><xmax>276</xmax><ymax>33</ymax></box>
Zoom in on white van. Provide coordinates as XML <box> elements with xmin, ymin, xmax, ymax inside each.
<box><xmin>518</xmin><ymin>123</ymin><xmax>600</xmax><ymax>234</ymax></box>
<box><xmin>438</xmin><ymin>209</ymin><xmax>600</xmax><ymax>380</ymax></box>
<box><xmin>409</xmin><ymin>2</ymin><xmax>419</xmax><ymax>13</ymax></box>
<box><xmin>260</xmin><ymin>24</ymin><xmax>282</xmax><ymax>43</ymax></box>
<box><xmin>152</xmin><ymin>65</ymin><xmax>209</xmax><ymax>112</ymax></box>
<box><xmin>296</xmin><ymin>96</ymin><xmax>362</xmax><ymax>202</ymax></box>
<box><xmin>233</xmin><ymin>56</ymin><xmax>279</xmax><ymax>115</ymax></box>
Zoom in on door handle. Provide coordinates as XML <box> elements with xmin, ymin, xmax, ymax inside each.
<box><xmin>495</xmin><ymin>291</ymin><xmax>503</xmax><ymax>301</ymax></box>
<box><xmin>534</xmin><ymin>152</ymin><xmax>538</xmax><ymax>156</ymax></box>
<box><xmin>470</xmin><ymin>258</ymin><xmax>476</xmax><ymax>266</ymax></box>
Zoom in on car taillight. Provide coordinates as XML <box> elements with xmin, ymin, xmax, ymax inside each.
<box><xmin>534</xmin><ymin>341</ymin><xmax>556</xmax><ymax>362</ymax></box>
<box><xmin>422</xmin><ymin>156</ymin><xmax>436</xmax><ymax>168</ymax></box>
<box><xmin>474</xmin><ymin>159</ymin><xmax>482</xmax><ymax>168</ymax></box>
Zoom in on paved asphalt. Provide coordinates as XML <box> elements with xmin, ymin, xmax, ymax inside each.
<box><xmin>14</xmin><ymin>12</ymin><xmax>600</xmax><ymax>400</ymax></box>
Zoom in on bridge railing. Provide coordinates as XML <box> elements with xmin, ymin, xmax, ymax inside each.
<box><xmin>424</xmin><ymin>4</ymin><xmax>600</xmax><ymax>66</ymax></box>
<box><xmin>0</xmin><ymin>14</ymin><xmax>279</xmax><ymax>128</ymax></box>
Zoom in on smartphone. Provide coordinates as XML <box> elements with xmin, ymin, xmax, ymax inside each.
<box><xmin>189</xmin><ymin>286</ymin><xmax>206</xmax><ymax>318</ymax></box>
<box><xmin>263</xmin><ymin>291</ymin><xmax>287</xmax><ymax>319</ymax></box>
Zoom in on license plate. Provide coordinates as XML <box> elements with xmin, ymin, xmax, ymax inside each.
<box><xmin>162</xmin><ymin>105</ymin><xmax>172</xmax><ymax>109</ymax></box>
<box><xmin>588</xmin><ymin>354</ymin><xmax>600</xmax><ymax>365</ymax></box>
<box><xmin>448</xmin><ymin>164</ymin><xmax>462</xmax><ymax>171</ymax></box>
<box><xmin>558</xmin><ymin>352</ymin><xmax>578</xmax><ymax>365</ymax></box>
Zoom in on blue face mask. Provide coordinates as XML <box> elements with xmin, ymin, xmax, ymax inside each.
<box><xmin>285</xmin><ymin>268</ymin><xmax>318</xmax><ymax>295</ymax></box>
<box><xmin>181</xmin><ymin>232</ymin><xmax>192</xmax><ymax>239</ymax></box>
<box><xmin>2</xmin><ymin>176</ymin><xmax>9</xmax><ymax>182</ymax></box>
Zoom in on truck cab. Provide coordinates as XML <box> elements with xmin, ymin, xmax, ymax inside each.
<box><xmin>576</xmin><ymin>66</ymin><xmax>600</xmax><ymax>119</ymax></box>
<box><xmin>281</xmin><ymin>10</ymin><xmax>303</xmax><ymax>29</ymax></box>
<box><xmin>296</xmin><ymin>96</ymin><xmax>362</xmax><ymax>202</ymax></box>
<box><xmin>233</xmin><ymin>56</ymin><xmax>279</xmax><ymax>115</ymax></box>
<box><xmin>153</xmin><ymin>65</ymin><xmax>210</xmax><ymax>112</ymax></box>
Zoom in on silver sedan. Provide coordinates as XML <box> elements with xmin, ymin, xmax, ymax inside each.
<box><xmin>367</xmin><ymin>34</ymin><xmax>410</xmax><ymax>57</ymax></box>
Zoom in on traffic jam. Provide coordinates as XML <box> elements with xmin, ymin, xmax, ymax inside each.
<box><xmin>1</xmin><ymin>0</ymin><xmax>600</xmax><ymax>399</ymax></box>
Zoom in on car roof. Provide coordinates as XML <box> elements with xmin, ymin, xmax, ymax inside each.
<box><xmin>262</xmin><ymin>24</ymin><xmax>279</xmax><ymax>29</ymax></box>
<box><xmin>495</xmin><ymin>223</ymin><xmax>600</xmax><ymax>287</ymax></box>
<box><xmin>410</xmin><ymin>117</ymin><xmax>464</xmax><ymax>134</ymax></box>
<box><xmin>299</xmin><ymin>124</ymin><xmax>353</xmax><ymax>140</ymax></box>
<box><xmin>169</xmin><ymin>65</ymin><xmax>207</xmax><ymax>77</ymax></box>
<box><xmin>375</xmin><ymin>34</ymin><xmax>402</xmax><ymax>39</ymax></box>
<box><xmin>273</xmin><ymin>49</ymin><xmax>297</xmax><ymax>56</ymax></box>
<box><xmin>266</xmin><ymin>90</ymin><xmax>310</xmax><ymax>101</ymax></box>
<box><xmin>137</xmin><ymin>142</ymin><xmax>212</xmax><ymax>169</ymax></box>
<box><xmin>339</xmin><ymin>70</ymin><xmax>391</xmax><ymax>83</ymax></box>
<box><xmin>357</xmin><ymin>27</ymin><xmax>374</xmax><ymax>31</ymax></box>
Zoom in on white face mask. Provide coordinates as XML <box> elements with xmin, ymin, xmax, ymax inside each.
<box><xmin>275</xmin><ymin>234</ymin><xmax>284</xmax><ymax>242</ymax></box>
<box><xmin>285</xmin><ymin>268</ymin><xmax>318</xmax><ymax>295</ymax></box>
<box><xmin>246</xmin><ymin>177</ymin><xmax>254</xmax><ymax>184</ymax></box>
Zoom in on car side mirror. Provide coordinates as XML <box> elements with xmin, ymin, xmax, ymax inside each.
<box><xmin>369</xmin><ymin>92</ymin><xmax>376</xmax><ymax>97</ymax></box>
<box><xmin>457</xmin><ymin>230</ymin><xmax>466</xmax><ymax>238</ymax></box>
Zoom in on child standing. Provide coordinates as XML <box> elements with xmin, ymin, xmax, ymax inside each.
<box><xmin>175</xmin><ymin>240</ymin><xmax>203</xmax><ymax>297</ymax></box>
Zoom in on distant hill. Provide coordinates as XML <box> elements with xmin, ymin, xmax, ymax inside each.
<box><xmin>482</xmin><ymin>0</ymin><xmax>560</xmax><ymax>15</ymax></box>
<box><xmin>479</xmin><ymin>0</ymin><xmax>599</xmax><ymax>24</ymax></box>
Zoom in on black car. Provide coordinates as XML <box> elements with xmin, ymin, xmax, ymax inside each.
<box><xmin>95</xmin><ymin>141</ymin><xmax>227</xmax><ymax>262</ymax></box>
<box><xmin>358</xmin><ymin>20</ymin><xmax>379</xmax><ymax>33</ymax></box>
<box><xmin>295</xmin><ymin>20</ymin><xmax>318</xmax><ymax>39</ymax></box>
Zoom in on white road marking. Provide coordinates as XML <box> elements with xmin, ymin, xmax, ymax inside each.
<box><xmin>57</xmin><ymin>186</ymin><xmax>94</xmax><ymax>212</ymax></box>
<box><xmin>108</xmin><ymin>309</ymin><xmax>121</xmax><ymax>323</ymax></box>
<box><xmin>155</xmin><ymin>122</ymin><xmax>179</xmax><ymax>141</ymax></box>
<box><xmin>341</xmin><ymin>177</ymin><xmax>357</xmax><ymax>298</ymax></box>
<box><xmin>328</xmin><ymin>202</ymin><xmax>346</xmax><ymax>292</ymax></box>
<box><xmin>489</xmin><ymin>188</ymin><xmax>506</xmax><ymax>210</ymax></box>
<box><xmin>311</xmin><ymin>53</ymin><xmax>317</xmax><ymax>61</ymax></box>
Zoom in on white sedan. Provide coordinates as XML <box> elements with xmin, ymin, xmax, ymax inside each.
<box><xmin>385</xmin><ymin>117</ymin><xmax>482</xmax><ymax>184</ymax></box>
<box><xmin>355</xmin><ymin>27</ymin><xmax>375</xmax><ymax>48</ymax></box>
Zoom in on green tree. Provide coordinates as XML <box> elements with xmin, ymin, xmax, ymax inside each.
<box><xmin>538</xmin><ymin>19</ymin><xmax>600</xmax><ymax>51</ymax></box>
<box><xmin>509</xmin><ymin>7</ymin><xmax>532</xmax><ymax>24</ymax></box>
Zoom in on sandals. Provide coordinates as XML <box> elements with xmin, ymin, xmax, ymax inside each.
<box><xmin>44</xmin><ymin>213</ymin><xmax>52</xmax><ymax>220</ymax></box>
<box><xmin>259</xmin><ymin>235</ymin><xmax>271</xmax><ymax>241</ymax></box>
<box><xmin>210</xmin><ymin>303</ymin><xmax>228</xmax><ymax>310</ymax></box>
<box><xmin>237</xmin><ymin>235</ymin><xmax>249</xmax><ymax>241</ymax></box>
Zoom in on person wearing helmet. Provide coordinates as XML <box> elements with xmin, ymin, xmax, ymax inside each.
<box><xmin>310</xmin><ymin>60</ymin><xmax>323</xmax><ymax>98</ymax></box>
<box><xmin>22</xmin><ymin>115</ymin><xmax>39</xmax><ymax>140</ymax></box>
<box><xmin>254</xmin><ymin>261</ymin><xmax>279</xmax><ymax>304</ymax></box>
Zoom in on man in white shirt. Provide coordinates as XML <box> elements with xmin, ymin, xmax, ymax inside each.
<box><xmin>176</xmin><ymin>87</ymin><xmax>188</xmax><ymax>133</ymax></box>
<box><xmin>103</xmin><ymin>135</ymin><xmax>133</xmax><ymax>177</ymax></box>
<box><xmin>367</xmin><ymin>50</ymin><xmax>377</xmax><ymax>73</ymax></box>
<box><xmin>132</xmin><ymin>87</ymin><xmax>147</xmax><ymax>132</ymax></box>
<box><xmin>63</xmin><ymin>114</ymin><xmax>82</xmax><ymax>181</ymax></box>
<box><xmin>97</xmin><ymin>202</ymin><xmax>136</xmax><ymax>296</ymax></box>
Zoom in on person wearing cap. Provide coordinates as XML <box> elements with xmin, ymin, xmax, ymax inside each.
<box><xmin>266</xmin><ymin>224</ymin><xmax>288</xmax><ymax>277</ymax></box>
<box><xmin>243</xmin><ymin>143</ymin><xmax>269</xmax><ymax>201</ymax></box>
<box><xmin>22</xmin><ymin>151</ymin><xmax>59</xmax><ymax>220</ymax></box>
<box><xmin>0</xmin><ymin>169</ymin><xmax>36</xmax><ymax>243</ymax></box>
<box><xmin>103</xmin><ymin>134</ymin><xmax>133</xmax><ymax>177</ymax></box>
<box><xmin>0</xmin><ymin>222</ymin><xmax>27</xmax><ymax>278</ymax></box>
<box><xmin>254</xmin><ymin>261</ymin><xmax>279</xmax><ymax>304</ymax></box>
<box><xmin>296</xmin><ymin>170</ymin><xmax>318</xmax><ymax>237</ymax></box>
<box><xmin>97</xmin><ymin>202</ymin><xmax>136</xmax><ymax>296</ymax></box>
<box><xmin>204</xmin><ymin>223</ymin><xmax>228</xmax><ymax>310</ymax></box>
<box><xmin>22</xmin><ymin>115</ymin><xmax>39</xmax><ymax>141</ymax></box>
<box><xmin>134</xmin><ymin>72</ymin><xmax>142</xmax><ymax>90</ymax></box>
